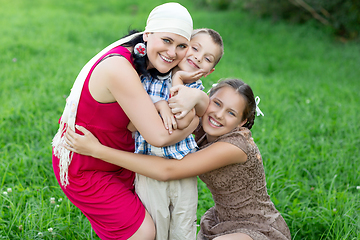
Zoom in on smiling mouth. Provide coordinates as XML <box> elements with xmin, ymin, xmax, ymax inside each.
<box><xmin>187</xmin><ymin>59</ymin><xmax>199</xmax><ymax>69</ymax></box>
<box><xmin>209</xmin><ymin>117</ymin><xmax>222</xmax><ymax>127</ymax></box>
<box><xmin>160</xmin><ymin>54</ymin><xmax>174</xmax><ymax>63</ymax></box>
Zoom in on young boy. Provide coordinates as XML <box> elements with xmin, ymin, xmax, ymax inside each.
<box><xmin>132</xmin><ymin>28</ymin><xmax>224</xmax><ymax>240</ymax></box>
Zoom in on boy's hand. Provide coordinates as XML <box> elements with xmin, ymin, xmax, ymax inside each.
<box><xmin>155</xmin><ymin>100</ymin><xmax>177</xmax><ymax>134</ymax></box>
<box><xmin>173</xmin><ymin>70</ymin><xmax>205</xmax><ymax>85</ymax></box>
<box><xmin>160</xmin><ymin>110</ymin><xmax>177</xmax><ymax>134</ymax></box>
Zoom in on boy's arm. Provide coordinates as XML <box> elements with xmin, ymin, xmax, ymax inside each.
<box><xmin>175</xmin><ymin>108</ymin><xmax>195</xmax><ymax>130</ymax></box>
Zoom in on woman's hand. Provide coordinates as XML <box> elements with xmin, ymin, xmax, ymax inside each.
<box><xmin>64</xmin><ymin>125</ymin><xmax>101</xmax><ymax>157</ymax></box>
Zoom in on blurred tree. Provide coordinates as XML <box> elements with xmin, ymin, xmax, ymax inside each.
<box><xmin>196</xmin><ymin>0</ymin><xmax>360</xmax><ymax>39</ymax></box>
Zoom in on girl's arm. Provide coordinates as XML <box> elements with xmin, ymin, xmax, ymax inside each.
<box><xmin>65</xmin><ymin>125</ymin><xmax>247</xmax><ymax>181</ymax></box>
<box><xmin>95</xmin><ymin>56</ymin><xmax>198</xmax><ymax>147</ymax></box>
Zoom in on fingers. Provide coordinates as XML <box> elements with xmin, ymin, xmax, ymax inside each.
<box><xmin>64</xmin><ymin>125</ymin><xmax>85</xmax><ymax>150</ymax></box>
<box><xmin>168</xmin><ymin>123</ymin><xmax>173</xmax><ymax>134</ymax></box>
<box><xmin>63</xmin><ymin>143</ymin><xmax>78</xmax><ymax>153</ymax></box>
<box><xmin>169</xmin><ymin>85</ymin><xmax>184</xmax><ymax>97</ymax></box>
<box><xmin>166</xmin><ymin>118</ymin><xmax>173</xmax><ymax>134</ymax></box>
<box><xmin>165</xmin><ymin>115</ymin><xmax>177</xmax><ymax>133</ymax></box>
<box><xmin>171</xmin><ymin>116</ymin><xmax>177</xmax><ymax>130</ymax></box>
<box><xmin>174</xmin><ymin>112</ymin><xmax>186</xmax><ymax>120</ymax></box>
<box><xmin>75</xmin><ymin>125</ymin><xmax>89</xmax><ymax>135</ymax></box>
<box><xmin>170</xmin><ymin>107</ymin><xmax>180</xmax><ymax>115</ymax></box>
<box><xmin>191</xmin><ymin>70</ymin><xmax>205</xmax><ymax>78</ymax></box>
<box><xmin>63</xmin><ymin>130</ymin><xmax>78</xmax><ymax>153</ymax></box>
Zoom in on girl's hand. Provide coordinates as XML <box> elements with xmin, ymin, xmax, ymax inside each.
<box><xmin>64</xmin><ymin>125</ymin><xmax>101</xmax><ymax>157</ymax></box>
<box><xmin>169</xmin><ymin>85</ymin><xmax>200</xmax><ymax>119</ymax></box>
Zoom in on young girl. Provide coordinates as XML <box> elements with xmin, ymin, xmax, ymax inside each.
<box><xmin>64</xmin><ymin>79</ymin><xmax>292</xmax><ymax>240</ymax></box>
<box><xmin>133</xmin><ymin>28</ymin><xmax>224</xmax><ymax>240</ymax></box>
<box><xmin>52</xmin><ymin>3</ymin><xmax>207</xmax><ymax>239</ymax></box>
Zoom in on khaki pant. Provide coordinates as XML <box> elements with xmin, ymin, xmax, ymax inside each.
<box><xmin>135</xmin><ymin>174</ymin><xmax>198</xmax><ymax>240</ymax></box>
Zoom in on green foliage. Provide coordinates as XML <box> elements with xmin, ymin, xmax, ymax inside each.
<box><xmin>199</xmin><ymin>0</ymin><xmax>360</xmax><ymax>39</ymax></box>
<box><xmin>1</xmin><ymin>0</ymin><xmax>360</xmax><ymax>239</ymax></box>
<box><xmin>246</xmin><ymin>0</ymin><xmax>360</xmax><ymax>39</ymax></box>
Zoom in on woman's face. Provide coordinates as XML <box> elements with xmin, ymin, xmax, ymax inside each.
<box><xmin>202</xmin><ymin>86</ymin><xmax>247</xmax><ymax>142</ymax></box>
<box><xmin>144</xmin><ymin>32</ymin><xmax>189</xmax><ymax>73</ymax></box>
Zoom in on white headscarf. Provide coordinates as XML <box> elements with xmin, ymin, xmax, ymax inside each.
<box><xmin>52</xmin><ymin>2</ymin><xmax>193</xmax><ymax>187</ymax></box>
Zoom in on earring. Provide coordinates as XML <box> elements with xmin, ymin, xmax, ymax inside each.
<box><xmin>134</xmin><ymin>43</ymin><xmax>146</xmax><ymax>57</ymax></box>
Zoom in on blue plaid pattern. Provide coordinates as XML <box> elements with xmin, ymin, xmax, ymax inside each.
<box><xmin>135</xmin><ymin>73</ymin><xmax>204</xmax><ymax>159</ymax></box>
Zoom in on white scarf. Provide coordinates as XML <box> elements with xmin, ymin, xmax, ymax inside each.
<box><xmin>52</xmin><ymin>2</ymin><xmax>193</xmax><ymax>187</ymax></box>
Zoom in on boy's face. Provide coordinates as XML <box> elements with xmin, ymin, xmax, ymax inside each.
<box><xmin>177</xmin><ymin>33</ymin><xmax>221</xmax><ymax>76</ymax></box>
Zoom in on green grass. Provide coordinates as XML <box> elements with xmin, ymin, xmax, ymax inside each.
<box><xmin>1</xmin><ymin>0</ymin><xmax>359</xmax><ymax>239</ymax></box>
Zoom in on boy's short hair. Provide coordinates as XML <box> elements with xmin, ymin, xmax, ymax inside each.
<box><xmin>191</xmin><ymin>28</ymin><xmax>224</xmax><ymax>67</ymax></box>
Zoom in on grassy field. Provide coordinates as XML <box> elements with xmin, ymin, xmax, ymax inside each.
<box><xmin>1</xmin><ymin>0</ymin><xmax>359</xmax><ymax>239</ymax></box>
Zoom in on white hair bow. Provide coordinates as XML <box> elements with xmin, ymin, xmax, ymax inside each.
<box><xmin>255</xmin><ymin>96</ymin><xmax>264</xmax><ymax>116</ymax></box>
<box><xmin>207</xmin><ymin>83</ymin><xmax>218</xmax><ymax>94</ymax></box>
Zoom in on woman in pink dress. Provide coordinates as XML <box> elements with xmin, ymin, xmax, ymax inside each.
<box><xmin>52</xmin><ymin>3</ymin><xmax>207</xmax><ymax>239</ymax></box>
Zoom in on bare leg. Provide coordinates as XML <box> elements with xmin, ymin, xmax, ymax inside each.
<box><xmin>128</xmin><ymin>211</ymin><xmax>155</xmax><ymax>240</ymax></box>
<box><xmin>214</xmin><ymin>233</ymin><xmax>253</xmax><ymax>240</ymax></box>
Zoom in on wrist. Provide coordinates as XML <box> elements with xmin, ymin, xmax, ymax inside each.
<box><xmin>92</xmin><ymin>144</ymin><xmax>105</xmax><ymax>159</ymax></box>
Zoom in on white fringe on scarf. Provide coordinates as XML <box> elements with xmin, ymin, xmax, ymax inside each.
<box><xmin>52</xmin><ymin>33</ymin><xmax>143</xmax><ymax>187</ymax></box>
<box><xmin>52</xmin><ymin>2</ymin><xmax>194</xmax><ymax>187</ymax></box>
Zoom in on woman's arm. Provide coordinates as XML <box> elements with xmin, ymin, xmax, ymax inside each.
<box><xmin>92</xmin><ymin>56</ymin><xmax>197</xmax><ymax>147</ymax></box>
<box><xmin>65</xmin><ymin>126</ymin><xmax>247</xmax><ymax>181</ymax></box>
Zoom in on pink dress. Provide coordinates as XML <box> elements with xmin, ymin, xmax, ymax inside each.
<box><xmin>52</xmin><ymin>46</ymin><xmax>145</xmax><ymax>239</ymax></box>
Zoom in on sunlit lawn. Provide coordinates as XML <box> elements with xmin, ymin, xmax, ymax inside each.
<box><xmin>1</xmin><ymin>0</ymin><xmax>359</xmax><ymax>239</ymax></box>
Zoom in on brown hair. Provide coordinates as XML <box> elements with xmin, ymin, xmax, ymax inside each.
<box><xmin>191</xmin><ymin>28</ymin><xmax>224</xmax><ymax>67</ymax></box>
<box><xmin>209</xmin><ymin>79</ymin><xmax>256</xmax><ymax>129</ymax></box>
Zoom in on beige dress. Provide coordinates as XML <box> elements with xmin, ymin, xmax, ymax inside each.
<box><xmin>196</xmin><ymin>127</ymin><xmax>291</xmax><ymax>240</ymax></box>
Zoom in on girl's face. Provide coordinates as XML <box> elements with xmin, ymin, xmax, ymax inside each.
<box><xmin>178</xmin><ymin>33</ymin><xmax>220</xmax><ymax>76</ymax></box>
<box><xmin>144</xmin><ymin>32</ymin><xmax>189</xmax><ymax>73</ymax></box>
<box><xmin>202</xmin><ymin>86</ymin><xmax>247</xmax><ymax>142</ymax></box>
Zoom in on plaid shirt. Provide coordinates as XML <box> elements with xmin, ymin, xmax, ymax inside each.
<box><xmin>135</xmin><ymin>73</ymin><xmax>204</xmax><ymax>159</ymax></box>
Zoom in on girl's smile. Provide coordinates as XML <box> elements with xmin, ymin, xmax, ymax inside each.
<box><xmin>202</xmin><ymin>86</ymin><xmax>247</xmax><ymax>142</ymax></box>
